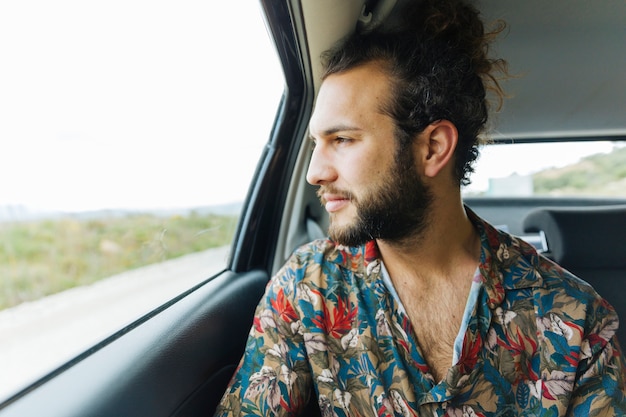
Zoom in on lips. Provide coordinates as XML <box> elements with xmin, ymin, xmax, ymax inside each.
<box><xmin>321</xmin><ymin>193</ymin><xmax>351</xmax><ymax>213</ymax></box>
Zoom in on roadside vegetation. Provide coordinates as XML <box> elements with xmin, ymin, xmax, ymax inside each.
<box><xmin>0</xmin><ymin>212</ymin><xmax>238</xmax><ymax>310</ymax></box>
<box><xmin>533</xmin><ymin>145</ymin><xmax>626</xmax><ymax>196</ymax></box>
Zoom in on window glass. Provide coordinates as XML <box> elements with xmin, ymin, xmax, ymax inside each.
<box><xmin>463</xmin><ymin>141</ymin><xmax>626</xmax><ymax>198</ymax></box>
<box><xmin>0</xmin><ymin>0</ymin><xmax>283</xmax><ymax>400</ymax></box>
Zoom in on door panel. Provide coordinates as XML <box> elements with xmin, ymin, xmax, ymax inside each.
<box><xmin>0</xmin><ymin>270</ymin><xmax>268</xmax><ymax>417</ymax></box>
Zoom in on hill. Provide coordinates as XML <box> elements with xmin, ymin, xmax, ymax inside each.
<box><xmin>532</xmin><ymin>145</ymin><xmax>626</xmax><ymax>197</ymax></box>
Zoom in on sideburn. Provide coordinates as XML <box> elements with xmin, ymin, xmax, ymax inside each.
<box><xmin>359</xmin><ymin>142</ymin><xmax>433</xmax><ymax>244</ymax></box>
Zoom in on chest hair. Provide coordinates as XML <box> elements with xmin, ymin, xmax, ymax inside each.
<box><xmin>396</xmin><ymin>279</ymin><xmax>471</xmax><ymax>382</ymax></box>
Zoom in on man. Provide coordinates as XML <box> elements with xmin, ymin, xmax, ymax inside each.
<box><xmin>216</xmin><ymin>0</ymin><xmax>626</xmax><ymax>415</ymax></box>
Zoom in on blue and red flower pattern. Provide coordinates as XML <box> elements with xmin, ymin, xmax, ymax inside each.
<box><xmin>216</xmin><ymin>212</ymin><xmax>626</xmax><ymax>416</ymax></box>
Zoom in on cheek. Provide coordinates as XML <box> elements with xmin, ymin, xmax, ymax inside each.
<box><xmin>340</xmin><ymin>161</ymin><xmax>369</xmax><ymax>186</ymax></box>
<box><xmin>338</xmin><ymin>139</ymin><xmax>395</xmax><ymax>189</ymax></box>
<box><xmin>345</xmin><ymin>151</ymin><xmax>386</xmax><ymax>181</ymax></box>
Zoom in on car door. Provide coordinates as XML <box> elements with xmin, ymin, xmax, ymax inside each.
<box><xmin>0</xmin><ymin>0</ymin><xmax>316</xmax><ymax>415</ymax></box>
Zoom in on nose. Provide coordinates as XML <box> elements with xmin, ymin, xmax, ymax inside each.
<box><xmin>306</xmin><ymin>142</ymin><xmax>336</xmax><ymax>185</ymax></box>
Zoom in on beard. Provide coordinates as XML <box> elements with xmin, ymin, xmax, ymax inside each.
<box><xmin>320</xmin><ymin>144</ymin><xmax>433</xmax><ymax>247</ymax></box>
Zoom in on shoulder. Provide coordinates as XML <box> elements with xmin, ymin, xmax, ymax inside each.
<box><xmin>536</xmin><ymin>255</ymin><xmax>601</xmax><ymax>302</ymax></box>
<box><xmin>280</xmin><ymin>238</ymin><xmax>341</xmax><ymax>275</ymax></box>
<box><xmin>473</xmin><ymin>210</ymin><xmax>596</xmax><ymax>300</ymax></box>
<box><xmin>291</xmin><ymin>238</ymin><xmax>339</xmax><ymax>263</ymax></box>
<box><xmin>475</xmin><ymin>212</ymin><xmax>616</xmax><ymax>329</ymax></box>
<box><xmin>281</xmin><ymin>238</ymin><xmax>373</xmax><ymax>275</ymax></box>
<box><xmin>535</xmin><ymin>256</ymin><xmax>618</xmax><ymax>339</ymax></box>
<box><xmin>498</xmin><ymin>235</ymin><xmax>620</xmax><ymax>351</ymax></box>
<box><xmin>269</xmin><ymin>239</ymin><xmax>366</xmax><ymax>292</ymax></box>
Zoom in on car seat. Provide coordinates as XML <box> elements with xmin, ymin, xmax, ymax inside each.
<box><xmin>523</xmin><ymin>205</ymin><xmax>626</xmax><ymax>350</ymax></box>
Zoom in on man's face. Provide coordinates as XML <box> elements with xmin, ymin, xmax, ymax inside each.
<box><xmin>307</xmin><ymin>63</ymin><xmax>433</xmax><ymax>246</ymax></box>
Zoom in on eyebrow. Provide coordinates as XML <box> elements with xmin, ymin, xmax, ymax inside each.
<box><xmin>309</xmin><ymin>124</ymin><xmax>363</xmax><ymax>139</ymax></box>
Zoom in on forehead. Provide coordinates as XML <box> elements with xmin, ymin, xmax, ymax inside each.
<box><xmin>309</xmin><ymin>63</ymin><xmax>393</xmax><ymax>136</ymax></box>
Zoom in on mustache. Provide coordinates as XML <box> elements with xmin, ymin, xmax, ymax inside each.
<box><xmin>316</xmin><ymin>186</ymin><xmax>353</xmax><ymax>204</ymax></box>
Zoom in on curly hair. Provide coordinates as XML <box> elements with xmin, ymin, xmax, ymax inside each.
<box><xmin>321</xmin><ymin>0</ymin><xmax>508</xmax><ymax>186</ymax></box>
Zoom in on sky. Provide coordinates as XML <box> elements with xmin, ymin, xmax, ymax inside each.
<box><xmin>0</xmin><ymin>0</ymin><xmax>283</xmax><ymax>212</ymax></box>
<box><xmin>0</xmin><ymin>1</ymin><xmax>618</xmax><ymax>213</ymax></box>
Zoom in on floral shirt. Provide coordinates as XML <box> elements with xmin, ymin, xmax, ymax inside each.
<box><xmin>215</xmin><ymin>214</ymin><xmax>626</xmax><ymax>416</ymax></box>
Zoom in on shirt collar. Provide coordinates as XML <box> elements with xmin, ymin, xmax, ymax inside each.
<box><xmin>324</xmin><ymin>240</ymin><xmax>379</xmax><ymax>275</ymax></box>
<box><xmin>468</xmin><ymin>208</ymin><xmax>545</xmax><ymax>309</ymax></box>
<box><xmin>325</xmin><ymin>207</ymin><xmax>546</xmax><ymax>309</ymax></box>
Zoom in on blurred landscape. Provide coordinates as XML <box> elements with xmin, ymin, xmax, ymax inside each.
<box><xmin>2</xmin><ymin>145</ymin><xmax>625</xmax><ymax>312</ymax></box>
<box><xmin>466</xmin><ymin>144</ymin><xmax>626</xmax><ymax>198</ymax></box>
<box><xmin>0</xmin><ymin>205</ymin><xmax>240</xmax><ymax>310</ymax></box>
<box><xmin>533</xmin><ymin>145</ymin><xmax>626</xmax><ymax>197</ymax></box>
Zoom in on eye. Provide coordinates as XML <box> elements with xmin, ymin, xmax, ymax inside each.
<box><xmin>334</xmin><ymin>136</ymin><xmax>353</xmax><ymax>144</ymax></box>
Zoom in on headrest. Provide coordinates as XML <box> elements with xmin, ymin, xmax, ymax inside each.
<box><xmin>523</xmin><ymin>205</ymin><xmax>626</xmax><ymax>269</ymax></box>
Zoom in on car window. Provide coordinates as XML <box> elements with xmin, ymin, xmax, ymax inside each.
<box><xmin>0</xmin><ymin>0</ymin><xmax>283</xmax><ymax>401</ymax></box>
<box><xmin>463</xmin><ymin>141</ymin><xmax>626</xmax><ymax>198</ymax></box>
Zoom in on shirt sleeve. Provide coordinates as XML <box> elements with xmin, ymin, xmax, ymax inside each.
<box><xmin>214</xmin><ymin>262</ymin><xmax>313</xmax><ymax>417</ymax></box>
<box><xmin>568</xmin><ymin>300</ymin><xmax>626</xmax><ymax>415</ymax></box>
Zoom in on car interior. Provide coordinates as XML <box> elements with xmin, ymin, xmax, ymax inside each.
<box><xmin>1</xmin><ymin>0</ymin><xmax>624</xmax><ymax>416</ymax></box>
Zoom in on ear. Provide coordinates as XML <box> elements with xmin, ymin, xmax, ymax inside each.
<box><xmin>420</xmin><ymin>120</ymin><xmax>458</xmax><ymax>179</ymax></box>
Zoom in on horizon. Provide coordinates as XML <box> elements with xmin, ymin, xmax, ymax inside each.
<box><xmin>0</xmin><ymin>200</ymin><xmax>245</xmax><ymax>223</ymax></box>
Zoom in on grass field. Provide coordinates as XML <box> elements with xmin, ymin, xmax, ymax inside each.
<box><xmin>0</xmin><ymin>212</ymin><xmax>238</xmax><ymax>310</ymax></box>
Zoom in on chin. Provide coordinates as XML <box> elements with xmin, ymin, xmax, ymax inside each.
<box><xmin>328</xmin><ymin>223</ymin><xmax>368</xmax><ymax>247</ymax></box>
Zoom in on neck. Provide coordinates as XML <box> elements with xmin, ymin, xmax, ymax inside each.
<box><xmin>376</xmin><ymin>193</ymin><xmax>480</xmax><ymax>283</ymax></box>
